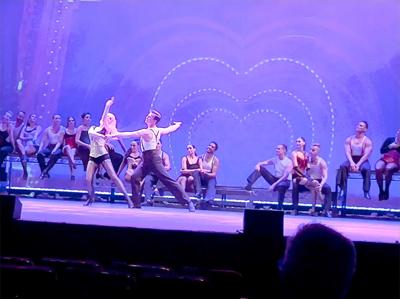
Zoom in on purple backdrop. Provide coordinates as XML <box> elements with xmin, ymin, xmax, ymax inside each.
<box><xmin>1</xmin><ymin>0</ymin><xmax>399</xmax><ymax>191</ymax></box>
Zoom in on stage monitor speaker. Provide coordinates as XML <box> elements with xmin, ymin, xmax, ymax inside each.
<box><xmin>243</xmin><ymin>209</ymin><xmax>284</xmax><ymax>239</ymax></box>
<box><xmin>0</xmin><ymin>195</ymin><xmax>22</xmax><ymax>223</ymax></box>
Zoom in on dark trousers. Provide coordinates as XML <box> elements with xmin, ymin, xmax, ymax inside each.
<box><xmin>77</xmin><ymin>145</ymin><xmax>90</xmax><ymax>171</ymax></box>
<box><xmin>336</xmin><ymin>157</ymin><xmax>371</xmax><ymax>194</ymax></box>
<box><xmin>131</xmin><ymin>150</ymin><xmax>189</xmax><ymax>206</ymax></box>
<box><xmin>0</xmin><ymin>145</ymin><xmax>13</xmax><ymax>167</ymax></box>
<box><xmin>187</xmin><ymin>170</ymin><xmax>203</xmax><ymax>195</ymax></box>
<box><xmin>0</xmin><ymin>145</ymin><xmax>13</xmax><ymax>181</ymax></box>
<box><xmin>37</xmin><ymin>145</ymin><xmax>62</xmax><ymax>174</ymax></box>
<box><xmin>292</xmin><ymin>180</ymin><xmax>332</xmax><ymax>212</ymax></box>
<box><xmin>246</xmin><ymin>165</ymin><xmax>290</xmax><ymax>209</ymax></box>
<box><xmin>143</xmin><ymin>173</ymin><xmax>158</xmax><ymax>202</ymax></box>
<box><xmin>192</xmin><ymin>171</ymin><xmax>216</xmax><ymax>201</ymax></box>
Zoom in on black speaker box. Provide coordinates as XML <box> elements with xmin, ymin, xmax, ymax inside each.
<box><xmin>243</xmin><ymin>209</ymin><xmax>284</xmax><ymax>239</ymax></box>
<box><xmin>0</xmin><ymin>195</ymin><xmax>22</xmax><ymax>223</ymax></box>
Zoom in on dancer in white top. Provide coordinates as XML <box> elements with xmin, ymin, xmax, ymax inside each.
<box><xmin>192</xmin><ymin>142</ymin><xmax>220</xmax><ymax>209</ymax></box>
<box><xmin>84</xmin><ymin>97</ymin><xmax>133</xmax><ymax>208</ymax></box>
<box><xmin>37</xmin><ymin>114</ymin><xmax>64</xmax><ymax>179</ymax></box>
<box><xmin>298</xmin><ymin>144</ymin><xmax>332</xmax><ymax>216</ymax></box>
<box><xmin>336</xmin><ymin>121</ymin><xmax>373</xmax><ymax>199</ymax></box>
<box><xmin>111</xmin><ymin>110</ymin><xmax>195</xmax><ymax>212</ymax></box>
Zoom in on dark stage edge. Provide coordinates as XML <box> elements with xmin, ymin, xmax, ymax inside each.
<box><xmin>17</xmin><ymin>197</ymin><xmax>400</xmax><ymax>244</ymax></box>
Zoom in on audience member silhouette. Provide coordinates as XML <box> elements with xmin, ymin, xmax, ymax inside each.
<box><xmin>280</xmin><ymin>223</ymin><xmax>356</xmax><ymax>299</ymax></box>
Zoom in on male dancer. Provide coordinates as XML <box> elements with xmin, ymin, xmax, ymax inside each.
<box><xmin>336</xmin><ymin>121</ymin><xmax>373</xmax><ymax>199</ymax></box>
<box><xmin>296</xmin><ymin>143</ymin><xmax>333</xmax><ymax>217</ymax></box>
<box><xmin>192</xmin><ymin>142</ymin><xmax>220</xmax><ymax>209</ymax></box>
<box><xmin>111</xmin><ymin>110</ymin><xmax>195</xmax><ymax>212</ymax></box>
<box><xmin>37</xmin><ymin>114</ymin><xmax>64</xmax><ymax>179</ymax></box>
<box><xmin>245</xmin><ymin>144</ymin><xmax>292</xmax><ymax>210</ymax></box>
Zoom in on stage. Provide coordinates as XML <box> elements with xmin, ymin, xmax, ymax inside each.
<box><xmin>18</xmin><ymin>198</ymin><xmax>400</xmax><ymax>244</ymax></box>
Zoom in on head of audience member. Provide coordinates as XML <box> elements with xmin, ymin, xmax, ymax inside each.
<box><xmin>145</xmin><ymin>110</ymin><xmax>162</xmax><ymax>126</ymax></box>
<box><xmin>16</xmin><ymin>111</ymin><xmax>26</xmax><ymax>124</ymax></box>
<box><xmin>186</xmin><ymin>144</ymin><xmax>196</xmax><ymax>157</ymax></box>
<box><xmin>294</xmin><ymin>137</ymin><xmax>306</xmax><ymax>152</ymax></box>
<box><xmin>206</xmin><ymin>141</ymin><xmax>218</xmax><ymax>154</ymax></box>
<box><xmin>27</xmin><ymin>114</ymin><xmax>38</xmax><ymax>127</ymax></box>
<box><xmin>66</xmin><ymin>116</ymin><xmax>76</xmax><ymax>129</ymax></box>
<box><xmin>81</xmin><ymin>112</ymin><xmax>91</xmax><ymax>126</ymax></box>
<box><xmin>356</xmin><ymin>121</ymin><xmax>368</xmax><ymax>134</ymax></box>
<box><xmin>52</xmin><ymin>114</ymin><xmax>62</xmax><ymax>127</ymax></box>
<box><xmin>280</xmin><ymin>223</ymin><xmax>356</xmax><ymax>299</ymax></box>
<box><xmin>309</xmin><ymin>143</ymin><xmax>321</xmax><ymax>158</ymax></box>
<box><xmin>275</xmin><ymin>144</ymin><xmax>288</xmax><ymax>158</ymax></box>
<box><xmin>2</xmin><ymin>111</ymin><xmax>13</xmax><ymax>124</ymax></box>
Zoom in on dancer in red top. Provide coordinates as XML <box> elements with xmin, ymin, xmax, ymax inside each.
<box><xmin>63</xmin><ymin>116</ymin><xmax>78</xmax><ymax>180</ymax></box>
<box><xmin>291</xmin><ymin>137</ymin><xmax>308</xmax><ymax>215</ymax></box>
<box><xmin>375</xmin><ymin>128</ymin><xmax>400</xmax><ymax>200</ymax></box>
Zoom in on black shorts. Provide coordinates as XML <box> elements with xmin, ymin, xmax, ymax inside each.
<box><xmin>89</xmin><ymin>154</ymin><xmax>110</xmax><ymax>165</ymax></box>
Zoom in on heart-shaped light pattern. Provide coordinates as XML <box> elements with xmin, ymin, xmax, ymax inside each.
<box><xmin>151</xmin><ymin>56</ymin><xmax>335</xmax><ymax>161</ymax></box>
<box><xmin>167</xmin><ymin>107</ymin><xmax>295</xmax><ymax>174</ymax></box>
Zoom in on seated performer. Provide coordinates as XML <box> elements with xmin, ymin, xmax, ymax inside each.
<box><xmin>296</xmin><ymin>143</ymin><xmax>333</xmax><ymax>217</ymax></box>
<box><xmin>63</xmin><ymin>116</ymin><xmax>78</xmax><ymax>180</ymax></box>
<box><xmin>375</xmin><ymin>128</ymin><xmax>400</xmax><ymax>200</ymax></box>
<box><xmin>110</xmin><ymin>110</ymin><xmax>195</xmax><ymax>212</ymax></box>
<box><xmin>117</xmin><ymin>140</ymin><xmax>142</xmax><ymax>182</ymax></box>
<box><xmin>75</xmin><ymin>112</ymin><xmax>92</xmax><ymax>171</ymax></box>
<box><xmin>336</xmin><ymin>121</ymin><xmax>373</xmax><ymax>199</ymax></box>
<box><xmin>37</xmin><ymin>114</ymin><xmax>64</xmax><ymax>179</ymax></box>
<box><xmin>16</xmin><ymin>114</ymin><xmax>42</xmax><ymax>179</ymax></box>
<box><xmin>0</xmin><ymin>111</ymin><xmax>15</xmax><ymax>181</ymax></box>
<box><xmin>84</xmin><ymin>97</ymin><xmax>133</xmax><ymax>208</ymax></box>
<box><xmin>192</xmin><ymin>142</ymin><xmax>220</xmax><ymax>209</ymax></box>
<box><xmin>12</xmin><ymin>111</ymin><xmax>26</xmax><ymax>149</ymax></box>
<box><xmin>245</xmin><ymin>144</ymin><xmax>293</xmax><ymax>210</ymax></box>
<box><xmin>177</xmin><ymin>144</ymin><xmax>203</xmax><ymax>196</ymax></box>
<box><xmin>291</xmin><ymin>137</ymin><xmax>308</xmax><ymax>215</ymax></box>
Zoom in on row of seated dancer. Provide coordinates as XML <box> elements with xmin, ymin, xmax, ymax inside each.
<box><xmin>1</xmin><ymin>109</ymin><xmax>399</xmax><ymax>210</ymax></box>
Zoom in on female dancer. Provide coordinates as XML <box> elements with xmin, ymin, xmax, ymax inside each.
<box><xmin>84</xmin><ymin>97</ymin><xmax>134</xmax><ymax>208</ymax></box>
<box><xmin>117</xmin><ymin>140</ymin><xmax>143</xmax><ymax>182</ymax></box>
<box><xmin>63</xmin><ymin>116</ymin><xmax>78</xmax><ymax>180</ymax></box>
<box><xmin>15</xmin><ymin>114</ymin><xmax>42</xmax><ymax>179</ymax></box>
<box><xmin>375</xmin><ymin>128</ymin><xmax>400</xmax><ymax>200</ymax></box>
<box><xmin>290</xmin><ymin>137</ymin><xmax>309</xmax><ymax>215</ymax></box>
<box><xmin>75</xmin><ymin>112</ymin><xmax>91</xmax><ymax>171</ymax></box>
<box><xmin>177</xmin><ymin>144</ymin><xmax>203</xmax><ymax>197</ymax></box>
<box><xmin>0</xmin><ymin>111</ymin><xmax>15</xmax><ymax>181</ymax></box>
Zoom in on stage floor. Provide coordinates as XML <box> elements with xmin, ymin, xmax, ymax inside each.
<box><xmin>17</xmin><ymin>198</ymin><xmax>400</xmax><ymax>244</ymax></box>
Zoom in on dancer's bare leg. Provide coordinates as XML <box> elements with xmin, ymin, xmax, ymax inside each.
<box><xmin>64</xmin><ymin>146</ymin><xmax>76</xmax><ymax>180</ymax></box>
<box><xmin>101</xmin><ymin>159</ymin><xmax>134</xmax><ymax>208</ymax></box>
<box><xmin>84</xmin><ymin>161</ymin><xmax>97</xmax><ymax>205</ymax></box>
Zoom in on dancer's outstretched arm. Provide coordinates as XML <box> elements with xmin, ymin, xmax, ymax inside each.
<box><xmin>159</xmin><ymin>122</ymin><xmax>182</xmax><ymax>135</ymax></box>
<box><xmin>110</xmin><ymin>129</ymin><xmax>147</xmax><ymax>139</ymax></box>
<box><xmin>99</xmin><ymin>97</ymin><xmax>114</xmax><ymax>127</ymax></box>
